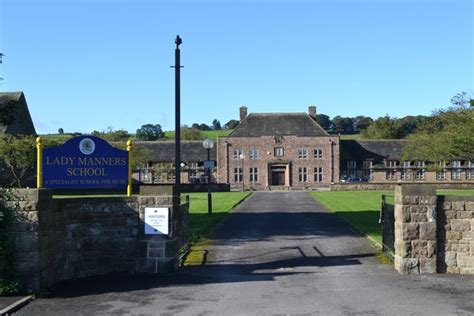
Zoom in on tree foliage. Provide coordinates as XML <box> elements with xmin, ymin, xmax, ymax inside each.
<box><xmin>362</xmin><ymin>115</ymin><xmax>404</xmax><ymax>139</ymax></box>
<box><xmin>403</xmin><ymin>93</ymin><xmax>474</xmax><ymax>161</ymax></box>
<box><xmin>135</xmin><ymin>124</ymin><xmax>164</xmax><ymax>141</ymax></box>
<box><xmin>352</xmin><ymin>116</ymin><xmax>374</xmax><ymax>131</ymax></box>
<box><xmin>224</xmin><ymin>119</ymin><xmax>239</xmax><ymax>130</ymax></box>
<box><xmin>315</xmin><ymin>114</ymin><xmax>332</xmax><ymax>130</ymax></box>
<box><xmin>212</xmin><ymin>119</ymin><xmax>222</xmax><ymax>130</ymax></box>
<box><xmin>332</xmin><ymin>116</ymin><xmax>354</xmax><ymax>134</ymax></box>
<box><xmin>0</xmin><ymin>135</ymin><xmax>36</xmax><ymax>187</ymax></box>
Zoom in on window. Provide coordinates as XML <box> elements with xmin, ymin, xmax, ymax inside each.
<box><xmin>314</xmin><ymin>149</ymin><xmax>323</xmax><ymax>159</ymax></box>
<box><xmin>189</xmin><ymin>162</ymin><xmax>199</xmax><ymax>177</ymax></box>
<box><xmin>436</xmin><ymin>161</ymin><xmax>446</xmax><ymax>180</ymax></box>
<box><xmin>386</xmin><ymin>170</ymin><xmax>396</xmax><ymax>180</ymax></box>
<box><xmin>414</xmin><ymin>161</ymin><xmax>425</xmax><ymax>180</ymax></box>
<box><xmin>401</xmin><ymin>161</ymin><xmax>411</xmax><ymax>180</ymax></box>
<box><xmin>314</xmin><ymin>167</ymin><xmax>323</xmax><ymax>182</ymax></box>
<box><xmin>363</xmin><ymin>161</ymin><xmax>372</xmax><ymax>180</ymax></box>
<box><xmin>233</xmin><ymin>149</ymin><xmax>243</xmax><ymax>159</ymax></box>
<box><xmin>249</xmin><ymin>167</ymin><xmax>259</xmax><ymax>182</ymax></box>
<box><xmin>274</xmin><ymin>136</ymin><xmax>283</xmax><ymax>144</ymax></box>
<box><xmin>298</xmin><ymin>148</ymin><xmax>307</xmax><ymax>159</ymax></box>
<box><xmin>274</xmin><ymin>147</ymin><xmax>284</xmax><ymax>157</ymax></box>
<box><xmin>467</xmin><ymin>161</ymin><xmax>474</xmax><ymax>180</ymax></box>
<box><xmin>298</xmin><ymin>167</ymin><xmax>308</xmax><ymax>182</ymax></box>
<box><xmin>452</xmin><ymin>160</ymin><xmax>461</xmax><ymax>180</ymax></box>
<box><xmin>234</xmin><ymin>167</ymin><xmax>243</xmax><ymax>182</ymax></box>
<box><xmin>249</xmin><ymin>149</ymin><xmax>259</xmax><ymax>160</ymax></box>
<box><xmin>347</xmin><ymin>161</ymin><xmax>356</xmax><ymax>169</ymax></box>
<box><xmin>386</xmin><ymin>160</ymin><xmax>397</xmax><ymax>168</ymax></box>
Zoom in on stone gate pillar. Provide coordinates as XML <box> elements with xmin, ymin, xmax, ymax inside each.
<box><xmin>394</xmin><ymin>185</ymin><xmax>437</xmax><ymax>274</ymax></box>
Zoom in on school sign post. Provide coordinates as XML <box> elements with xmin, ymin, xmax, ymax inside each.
<box><xmin>36</xmin><ymin>135</ymin><xmax>133</xmax><ymax>196</ymax></box>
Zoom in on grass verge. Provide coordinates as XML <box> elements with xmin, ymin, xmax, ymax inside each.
<box><xmin>187</xmin><ymin>192</ymin><xmax>251</xmax><ymax>244</ymax></box>
<box><xmin>184</xmin><ymin>192</ymin><xmax>251</xmax><ymax>266</ymax></box>
<box><xmin>310</xmin><ymin>189</ymin><xmax>474</xmax><ymax>247</ymax></box>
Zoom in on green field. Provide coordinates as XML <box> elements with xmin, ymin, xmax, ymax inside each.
<box><xmin>310</xmin><ymin>189</ymin><xmax>474</xmax><ymax>245</ymax></box>
<box><xmin>187</xmin><ymin>192</ymin><xmax>250</xmax><ymax>244</ymax></box>
<box><xmin>164</xmin><ymin>129</ymin><xmax>232</xmax><ymax>140</ymax></box>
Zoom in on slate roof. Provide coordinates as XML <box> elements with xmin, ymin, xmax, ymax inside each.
<box><xmin>134</xmin><ymin>141</ymin><xmax>216</xmax><ymax>163</ymax></box>
<box><xmin>229</xmin><ymin>113</ymin><xmax>329</xmax><ymax>137</ymax></box>
<box><xmin>340</xmin><ymin>140</ymin><xmax>407</xmax><ymax>162</ymax></box>
<box><xmin>0</xmin><ymin>91</ymin><xmax>37</xmax><ymax>135</ymax></box>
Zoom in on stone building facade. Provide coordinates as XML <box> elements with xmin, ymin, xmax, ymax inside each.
<box><xmin>340</xmin><ymin>140</ymin><xmax>474</xmax><ymax>184</ymax></box>
<box><xmin>217</xmin><ymin>106</ymin><xmax>340</xmax><ymax>190</ymax></box>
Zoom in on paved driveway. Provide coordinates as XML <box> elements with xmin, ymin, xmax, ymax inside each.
<box><xmin>19</xmin><ymin>192</ymin><xmax>474</xmax><ymax>315</ymax></box>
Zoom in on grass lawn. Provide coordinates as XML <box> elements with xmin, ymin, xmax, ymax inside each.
<box><xmin>187</xmin><ymin>192</ymin><xmax>251</xmax><ymax>244</ymax></box>
<box><xmin>310</xmin><ymin>191</ymin><xmax>389</xmax><ymax>245</ymax></box>
<box><xmin>310</xmin><ymin>189</ymin><xmax>474</xmax><ymax>246</ymax></box>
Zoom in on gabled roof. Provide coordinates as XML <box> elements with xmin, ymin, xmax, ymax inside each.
<box><xmin>229</xmin><ymin>113</ymin><xmax>329</xmax><ymax>137</ymax></box>
<box><xmin>340</xmin><ymin>140</ymin><xmax>407</xmax><ymax>162</ymax></box>
<box><xmin>134</xmin><ymin>141</ymin><xmax>216</xmax><ymax>163</ymax></box>
<box><xmin>0</xmin><ymin>91</ymin><xmax>37</xmax><ymax>135</ymax></box>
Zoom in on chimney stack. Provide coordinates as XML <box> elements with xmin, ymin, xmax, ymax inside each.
<box><xmin>308</xmin><ymin>105</ymin><xmax>317</xmax><ymax>119</ymax></box>
<box><xmin>240</xmin><ymin>106</ymin><xmax>248</xmax><ymax>121</ymax></box>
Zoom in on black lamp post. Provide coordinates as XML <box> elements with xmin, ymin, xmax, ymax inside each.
<box><xmin>202</xmin><ymin>138</ymin><xmax>214</xmax><ymax>214</ymax></box>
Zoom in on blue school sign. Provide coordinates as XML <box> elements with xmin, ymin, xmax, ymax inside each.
<box><xmin>42</xmin><ymin>136</ymin><xmax>129</xmax><ymax>189</ymax></box>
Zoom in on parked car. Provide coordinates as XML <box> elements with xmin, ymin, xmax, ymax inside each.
<box><xmin>340</xmin><ymin>175</ymin><xmax>367</xmax><ymax>183</ymax></box>
<box><xmin>189</xmin><ymin>176</ymin><xmax>209</xmax><ymax>184</ymax></box>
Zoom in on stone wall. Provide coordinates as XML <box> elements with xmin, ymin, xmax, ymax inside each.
<box><xmin>393</xmin><ymin>185</ymin><xmax>473</xmax><ymax>275</ymax></box>
<box><xmin>5</xmin><ymin>188</ymin><xmax>189</xmax><ymax>292</ymax></box>
<box><xmin>437</xmin><ymin>196</ymin><xmax>474</xmax><ymax>274</ymax></box>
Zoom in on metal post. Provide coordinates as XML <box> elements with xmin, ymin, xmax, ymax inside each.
<box><xmin>173</xmin><ymin>35</ymin><xmax>182</xmax><ymax>206</ymax></box>
<box><xmin>207</xmin><ymin>148</ymin><xmax>212</xmax><ymax>214</ymax></box>
<box><xmin>127</xmin><ymin>140</ymin><xmax>133</xmax><ymax>197</ymax></box>
<box><xmin>241</xmin><ymin>155</ymin><xmax>244</xmax><ymax>192</ymax></box>
<box><xmin>36</xmin><ymin>137</ymin><xmax>43</xmax><ymax>188</ymax></box>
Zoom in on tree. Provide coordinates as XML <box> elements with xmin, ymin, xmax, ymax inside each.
<box><xmin>362</xmin><ymin>115</ymin><xmax>404</xmax><ymax>139</ymax></box>
<box><xmin>403</xmin><ymin>93</ymin><xmax>474</xmax><ymax>161</ymax></box>
<box><xmin>57</xmin><ymin>128</ymin><xmax>64</xmax><ymax>134</ymax></box>
<box><xmin>212</xmin><ymin>119</ymin><xmax>222</xmax><ymax>130</ymax></box>
<box><xmin>352</xmin><ymin>116</ymin><xmax>373</xmax><ymax>132</ymax></box>
<box><xmin>0</xmin><ymin>135</ymin><xmax>36</xmax><ymax>187</ymax></box>
<box><xmin>92</xmin><ymin>129</ymin><xmax>130</xmax><ymax>142</ymax></box>
<box><xmin>224</xmin><ymin>119</ymin><xmax>239</xmax><ymax>130</ymax></box>
<box><xmin>398</xmin><ymin>115</ymin><xmax>427</xmax><ymax>136</ymax></box>
<box><xmin>111</xmin><ymin>142</ymin><xmax>150</xmax><ymax>169</ymax></box>
<box><xmin>181</xmin><ymin>128</ymin><xmax>203</xmax><ymax>140</ymax></box>
<box><xmin>315</xmin><ymin>114</ymin><xmax>332</xmax><ymax>130</ymax></box>
<box><xmin>332</xmin><ymin>116</ymin><xmax>354</xmax><ymax>134</ymax></box>
<box><xmin>198</xmin><ymin>123</ymin><xmax>211</xmax><ymax>131</ymax></box>
<box><xmin>136</xmin><ymin>124</ymin><xmax>164</xmax><ymax>141</ymax></box>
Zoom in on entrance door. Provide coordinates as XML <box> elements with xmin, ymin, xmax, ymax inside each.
<box><xmin>271</xmin><ymin>171</ymin><xmax>285</xmax><ymax>185</ymax></box>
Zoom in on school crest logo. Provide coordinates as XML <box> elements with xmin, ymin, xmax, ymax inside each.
<box><xmin>79</xmin><ymin>138</ymin><xmax>95</xmax><ymax>155</ymax></box>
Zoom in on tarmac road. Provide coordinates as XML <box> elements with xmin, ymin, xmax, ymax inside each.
<box><xmin>18</xmin><ymin>192</ymin><xmax>474</xmax><ymax>315</ymax></box>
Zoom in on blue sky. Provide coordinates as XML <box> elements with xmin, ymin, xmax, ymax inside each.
<box><xmin>0</xmin><ymin>0</ymin><xmax>472</xmax><ymax>134</ymax></box>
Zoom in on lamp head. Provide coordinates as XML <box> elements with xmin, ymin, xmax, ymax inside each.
<box><xmin>202</xmin><ymin>138</ymin><xmax>214</xmax><ymax>149</ymax></box>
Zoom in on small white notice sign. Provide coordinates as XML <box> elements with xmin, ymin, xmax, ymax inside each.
<box><xmin>144</xmin><ymin>207</ymin><xmax>169</xmax><ymax>235</ymax></box>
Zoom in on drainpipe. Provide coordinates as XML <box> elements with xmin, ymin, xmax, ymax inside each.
<box><xmin>329</xmin><ymin>139</ymin><xmax>334</xmax><ymax>183</ymax></box>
